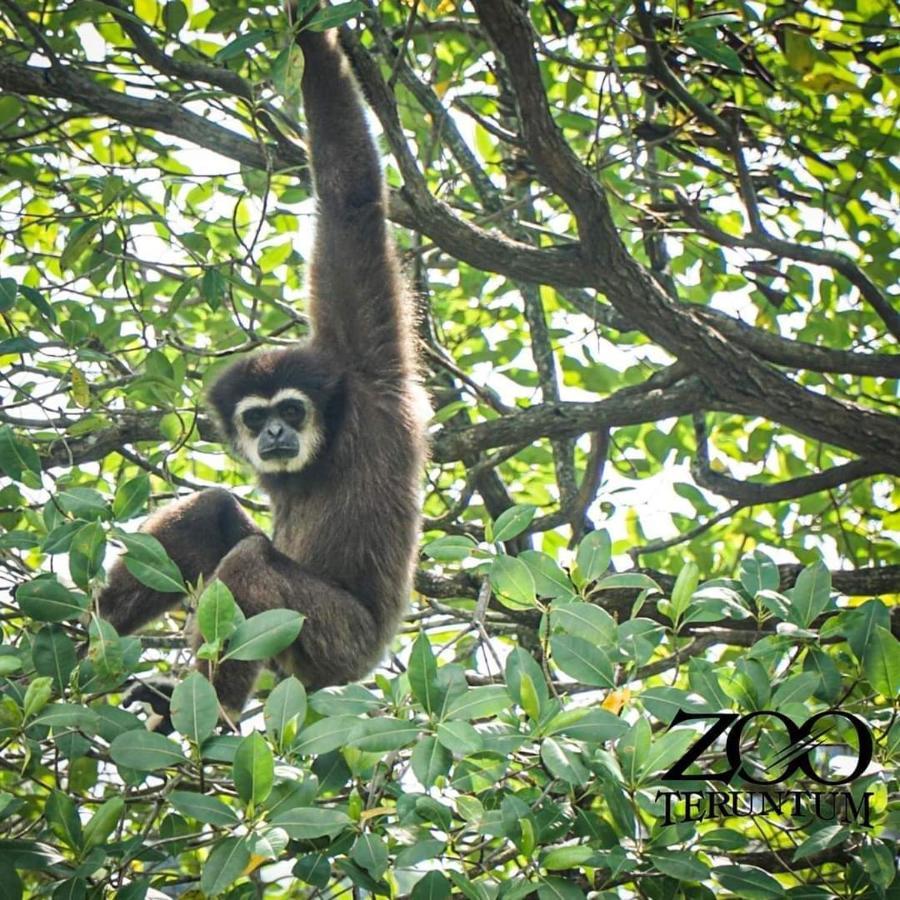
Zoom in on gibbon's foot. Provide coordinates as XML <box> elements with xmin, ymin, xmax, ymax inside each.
<box><xmin>121</xmin><ymin>677</ymin><xmax>177</xmax><ymax>735</ymax></box>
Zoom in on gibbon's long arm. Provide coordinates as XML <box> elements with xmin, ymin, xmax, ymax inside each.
<box><xmin>296</xmin><ymin>26</ymin><xmax>407</xmax><ymax>371</ymax></box>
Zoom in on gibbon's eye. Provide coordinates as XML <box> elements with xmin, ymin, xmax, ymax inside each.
<box><xmin>277</xmin><ymin>400</ymin><xmax>306</xmax><ymax>426</ymax></box>
<box><xmin>241</xmin><ymin>407</ymin><xmax>269</xmax><ymax>432</ymax></box>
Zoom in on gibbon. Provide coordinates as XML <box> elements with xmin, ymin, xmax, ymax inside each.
<box><xmin>99</xmin><ymin>16</ymin><xmax>428</xmax><ymax>721</ymax></box>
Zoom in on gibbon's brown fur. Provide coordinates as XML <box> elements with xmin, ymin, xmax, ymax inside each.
<box><xmin>98</xmin><ymin>22</ymin><xmax>428</xmax><ymax>719</ymax></box>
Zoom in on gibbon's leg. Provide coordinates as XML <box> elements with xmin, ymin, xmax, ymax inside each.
<box><xmin>98</xmin><ymin>488</ymin><xmax>261</xmax><ymax>636</ymax></box>
<box><xmin>197</xmin><ymin>534</ymin><xmax>377</xmax><ymax>716</ymax></box>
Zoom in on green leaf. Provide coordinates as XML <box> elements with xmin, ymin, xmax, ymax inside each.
<box><xmin>87</xmin><ymin>616</ymin><xmax>123</xmax><ymax>679</ymax></box>
<box><xmin>792</xmin><ymin>825</ymin><xmax>847</xmax><ymax>861</ymax></box>
<box><xmin>117</xmin><ymin>532</ymin><xmax>185</xmax><ymax>593</ymax></box>
<box><xmin>408</xmin><ymin>631</ymin><xmax>439</xmax><ymax>714</ymax></box>
<box><xmin>858</xmin><ymin>841</ymin><xmax>896</xmax><ymax>889</ymax></box>
<box><xmin>550</xmin><ymin>600</ymin><xmax>615</xmax><ymax>646</ymax></box>
<box><xmin>264</xmin><ymin>676</ymin><xmax>307</xmax><ymax>744</ymax></box>
<box><xmin>170</xmin><ymin>791</ymin><xmax>239</xmax><ymax>826</ymax></box>
<box><xmin>197</xmin><ymin>580</ymin><xmax>238</xmax><ymax>645</ymax></box>
<box><xmin>575</xmin><ymin>529</ymin><xmax>611</xmax><ymax>583</ymax></box>
<box><xmin>109</xmin><ymin>730</ymin><xmax>188</xmax><ymax>772</ymax></box>
<box><xmin>537</xmin><ymin>876</ymin><xmax>586</xmax><ymax>900</ymax></box>
<box><xmin>46</xmin><ymin>791</ymin><xmax>83</xmax><ymax>851</ymax></box>
<box><xmin>519</xmin><ymin>551</ymin><xmax>576</xmax><ymax>599</ymax></box>
<box><xmin>0</xmin><ymin>277</ymin><xmax>17</xmax><ymax>311</ymax></box>
<box><xmin>233</xmin><ymin>732</ymin><xmax>274</xmax><ymax>806</ymax></box>
<box><xmin>162</xmin><ymin>0</ymin><xmax>188</xmax><ymax>34</ymax></box>
<box><xmin>541</xmin><ymin>845</ymin><xmax>597</xmax><ymax>870</ymax></box>
<box><xmin>505</xmin><ymin>646</ymin><xmax>548</xmax><ymax>715</ymax></box>
<box><xmin>56</xmin><ymin>487</ymin><xmax>108</xmax><ymax>520</ymax></box>
<box><xmin>304</xmin><ymin>2</ymin><xmax>365</xmax><ymax>32</ymax></box>
<box><xmin>112</xmin><ymin>475</ymin><xmax>150</xmax><ymax>521</ymax></box>
<box><xmin>349</xmin><ymin>717</ymin><xmax>420</xmax><ymax>752</ymax></box>
<box><xmin>19</xmin><ymin>285</ymin><xmax>56</xmax><ymax>323</ymax></box>
<box><xmin>411</xmin><ymin>735</ymin><xmax>452</xmax><ymax>786</ymax></box>
<box><xmin>647</xmin><ymin>849</ymin><xmax>710</xmax><ymax>881</ymax></box>
<box><xmin>0</xmin><ymin>427</ymin><xmax>41</xmax><ymax>480</ymax></box>
<box><xmin>789</xmin><ymin>560</ymin><xmax>831</xmax><ymax>627</ymax></box>
<box><xmin>32</xmin><ymin>703</ymin><xmax>100</xmax><ymax>731</ymax></box>
<box><xmin>351</xmin><ymin>832</ymin><xmax>389</xmax><ymax>878</ymax></box>
<box><xmin>640</xmin><ymin>686</ymin><xmax>705</xmax><ymax>724</ymax></box>
<box><xmin>715</xmin><ymin>865</ymin><xmax>785</xmax><ymax>899</ymax></box>
<box><xmin>684</xmin><ymin>30</ymin><xmax>742</xmax><ymax>72</ymax></box>
<box><xmin>740</xmin><ymin>551</ymin><xmax>780</xmax><ymax>596</ymax></box>
<box><xmin>32</xmin><ymin>625</ymin><xmax>77</xmax><ymax>691</ymax></box>
<box><xmin>222</xmin><ymin>609</ymin><xmax>304</xmax><ymax>661</ymax></box>
<box><xmin>200</xmin><ymin>837</ymin><xmax>251</xmax><ymax>896</ymax></box>
<box><xmin>863</xmin><ymin>626</ymin><xmax>899</xmax><ymax>697</ymax></box>
<box><xmin>410</xmin><ymin>871</ymin><xmax>452</xmax><ymax>900</ymax></box>
<box><xmin>491</xmin><ymin>505</ymin><xmax>536</xmax><ymax>543</ymax></box>
<box><xmin>309</xmin><ymin>683</ymin><xmax>379</xmax><ymax>717</ymax></box>
<box><xmin>214</xmin><ymin>28</ymin><xmax>275</xmax><ymax>62</ymax></box>
<box><xmin>614</xmin><ymin>719</ymin><xmax>650</xmax><ymax>788</ymax></box>
<box><xmin>170</xmin><ymin>673</ymin><xmax>219</xmax><ymax>743</ymax></box>
<box><xmin>17</xmin><ymin>576</ymin><xmax>89</xmax><ymax>622</ymax></box>
<box><xmin>592</xmin><ymin>572</ymin><xmax>662</xmax><ymax>593</ymax></box>
<box><xmin>550</xmin><ymin>635</ymin><xmax>614</xmax><ymax>687</ymax></box>
<box><xmin>396</xmin><ymin>838</ymin><xmax>445</xmax><ymax>869</ymax></box>
<box><xmin>293</xmin><ymin>714</ymin><xmax>361</xmax><ymax>755</ymax></box>
<box><xmin>771</xmin><ymin>672</ymin><xmax>818</xmax><ymax>709</ymax></box>
<box><xmin>444</xmin><ymin>686</ymin><xmax>512</xmax><ymax>721</ymax></box>
<box><xmin>23</xmin><ymin>676</ymin><xmax>53</xmax><ymax>719</ymax></box>
<box><xmin>422</xmin><ymin>534</ymin><xmax>477</xmax><ymax>561</ymax></box>
<box><xmin>490</xmin><ymin>555</ymin><xmax>536</xmax><ymax>610</ymax></box>
<box><xmin>540</xmin><ymin>737</ymin><xmax>588</xmax><ymax>785</ymax></box>
<box><xmin>548</xmin><ymin>708</ymin><xmax>629</xmax><ymax>743</ymax></box>
<box><xmin>53</xmin><ymin>874</ymin><xmax>86</xmax><ymax>896</ymax></box>
<box><xmin>837</xmin><ymin>599</ymin><xmax>890</xmax><ymax>661</ymax></box>
<box><xmin>637</xmin><ymin>727</ymin><xmax>696</xmax><ymax>780</ymax></box>
<box><xmin>82</xmin><ymin>796</ymin><xmax>124</xmax><ymax>850</ymax></box>
<box><xmin>69</xmin><ymin>521</ymin><xmax>106</xmax><ymax>589</ymax></box>
<box><xmin>270</xmin><ymin>806</ymin><xmax>351</xmax><ymax>839</ymax></box>
<box><xmin>436</xmin><ymin>721</ymin><xmax>483</xmax><ymax>755</ymax></box>
<box><xmin>669</xmin><ymin>561</ymin><xmax>699</xmax><ymax>622</ymax></box>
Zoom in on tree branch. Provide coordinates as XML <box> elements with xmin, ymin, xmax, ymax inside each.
<box><xmin>470</xmin><ymin>0</ymin><xmax>900</xmax><ymax>466</ymax></box>
<box><xmin>0</xmin><ymin>54</ymin><xmax>305</xmax><ymax>173</ymax></box>
<box><xmin>431</xmin><ymin>375</ymin><xmax>707</xmax><ymax>462</ymax></box>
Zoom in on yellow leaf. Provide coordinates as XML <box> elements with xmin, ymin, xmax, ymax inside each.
<box><xmin>70</xmin><ymin>366</ymin><xmax>90</xmax><ymax>408</ymax></box>
<box><xmin>784</xmin><ymin>29</ymin><xmax>817</xmax><ymax>73</ymax></box>
<box><xmin>802</xmin><ymin>72</ymin><xmax>862</xmax><ymax>95</ymax></box>
<box><xmin>360</xmin><ymin>805</ymin><xmax>393</xmax><ymax>821</ymax></box>
<box><xmin>242</xmin><ymin>855</ymin><xmax>267</xmax><ymax>877</ymax></box>
<box><xmin>602</xmin><ymin>688</ymin><xmax>630</xmax><ymax>714</ymax></box>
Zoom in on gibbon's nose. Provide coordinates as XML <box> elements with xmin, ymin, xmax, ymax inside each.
<box><xmin>266</xmin><ymin>421</ymin><xmax>285</xmax><ymax>438</ymax></box>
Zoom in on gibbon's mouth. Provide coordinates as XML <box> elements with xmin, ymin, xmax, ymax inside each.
<box><xmin>258</xmin><ymin>442</ymin><xmax>300</xmax><ymax>461</ymax></box>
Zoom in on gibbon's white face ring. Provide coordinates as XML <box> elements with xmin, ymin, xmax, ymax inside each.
<box><xmin>233</xmin><ymin>388</ymin><xmax>324</xmax><ymax>474</ymax></box>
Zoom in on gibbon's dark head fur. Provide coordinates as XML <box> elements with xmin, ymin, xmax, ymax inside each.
<box><xmin>208</xmin><ymin>347</ymin><xmax>345</xmax><ymax>476</ymax></box>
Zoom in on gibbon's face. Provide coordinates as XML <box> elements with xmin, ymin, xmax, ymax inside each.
<box><xmin>232</xmin><ymin>387</ymin><xmax>324</xmax><ymax>475</ymax></box>
<box><xmin>208</xmin><ymin>348</ymin><xmax>341</xmax><ymax>477</ymax></box>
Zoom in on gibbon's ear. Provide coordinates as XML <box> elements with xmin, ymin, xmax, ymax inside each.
<box><xmin>206</xmin><ymin>356</ymin><xmax>253</xmax><ymax>443</ymax></box>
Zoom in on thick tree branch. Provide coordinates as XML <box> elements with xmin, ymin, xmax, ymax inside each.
<box><xmin>471</xmin><ymin>0</ymin><xmax>900</xmax><ymax>466</ymax></box>
<box><xmin>432</xmin><ymin>375</ymin><xmax>706</xmax><ymax>463</ymax></box>
<box><xmin>0</xmin><ymin>55</ymin><xmax>305</xmax><ymax>173</ymax></box>
<box><xmin>634</xmin><ymin>0</ymin><xmax>900</xmax><ymax>340</ymax></box>
<box><xmin>692</xmin><ymin>414</ymin><xmax>893</xmax><ymax>502</ymax></box>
